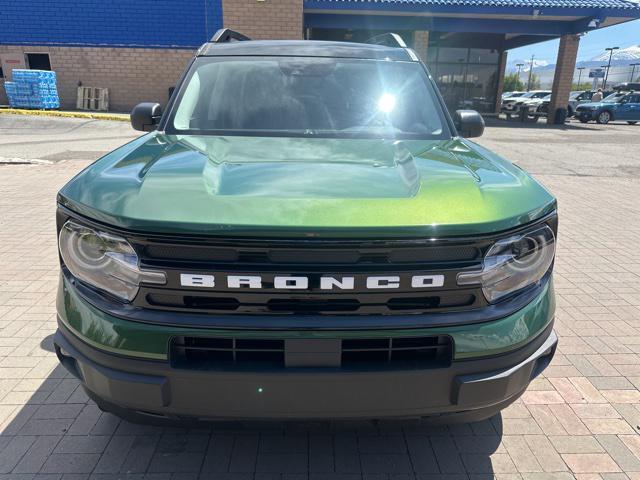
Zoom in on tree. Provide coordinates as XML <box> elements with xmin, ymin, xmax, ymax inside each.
<box><xmin>503</xmin><ymin>73</ymin><xmax>525</xmax><ymax>92</ymax></box>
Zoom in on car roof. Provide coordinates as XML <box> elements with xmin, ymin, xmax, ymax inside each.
<box><xmin>198</xmin><ymin>40</ymin><xmax>415</xmax><ymax>61</ymax></box>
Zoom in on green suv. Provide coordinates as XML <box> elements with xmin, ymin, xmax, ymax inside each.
<box><xmin>54</xmin><ymin>30</ymin><xmax>557</xmax><ymax>423</ymax></box>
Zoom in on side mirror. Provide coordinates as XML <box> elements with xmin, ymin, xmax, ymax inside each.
<box><xmin>454</xmin><ymin>110</ymin><xmax>485</xmax><ymax>138</ymax></box>
<box><xmin>131</xmin><ymin>102</ymin><xmax>162</xmax><ymax>132</ymax></box>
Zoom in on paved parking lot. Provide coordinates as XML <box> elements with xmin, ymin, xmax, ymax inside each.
<box><xmin>0</xmin><ymin>114</ymin><xmax>640</xmax><ymax>479</ymax></box>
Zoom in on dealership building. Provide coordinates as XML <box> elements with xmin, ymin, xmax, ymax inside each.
<box><xmin>1</xmin><ymin>0</ymin><xmax>639</xmax><ymax>122</ymax></box>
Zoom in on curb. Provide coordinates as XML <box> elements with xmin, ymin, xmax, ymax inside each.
<box><xmin>0</xmin><ymin>108</ymin><xmax>129</xmax><ymax>122</ymax></box>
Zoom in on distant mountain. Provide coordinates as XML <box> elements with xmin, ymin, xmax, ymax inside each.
<box><xmin>506</xmin><ymin>44</ymin><xmax>640</xmax><ymax>88</ymax></box>
<box><xmin>591</xmin><ymin>45</ymin><xmax>640</xmax><ymax>62</ymax></box>
<box><xmin>506</xmin><ymin>59</ymin><xmax>550</xmax><ymax>72</ymax></box>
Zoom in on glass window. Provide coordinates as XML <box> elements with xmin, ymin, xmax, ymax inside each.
<box><xmin>468</xmin><ymin>49</ymin><xmax>499</xmax><ymax>64</ymax></box>
<box><xmin>436</xmin><ymin>47</ymin><xmax>469</xmax><ymax>63</ymax></box>
<box><xmin>464</xmin><ymin>64</ymin><xmax>499</xmax><ymax>113</ymax></box>
<box><xmin>531</xmin><ymin>92</ymin><xmax>551</xmax><ymax>98</ymax></box>
<box><xmin>426</xmin><ymin>44</ymin><xmax>438</xmax><ymax>64</ymax></box>
<box><xmin>169</xmin><ymin>57</ymin><xmax>450</xmax><ymax>139</ymax></box>
<box><xmin>428</xmin><ymin>45</ymin><xmax>500</xmax><ymax>114</ymax></box>
<box><xmin>433</xmin><ymin>63</ymin><xmax>468</xmax><ymax>112</ymax></box>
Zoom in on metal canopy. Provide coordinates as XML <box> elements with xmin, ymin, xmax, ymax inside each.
<box><xmin>305</xmin><ymin>0</ymin><xmax>640</xmax><ymax>12</ymax></box>
<box><xmin>304</xmin><ymin>0</ymin><xmax>640</xmax><ymax>40</ymax></box>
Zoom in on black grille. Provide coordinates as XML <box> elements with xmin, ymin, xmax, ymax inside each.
<box><xmin>342</xmin><ymin>336</ymin><xmax>452</xmax><ymax>368</ymax></box>
<box><xmin>130</xmin><ymin>235</ymin><xmax>491</xmax><ymax>315</ymax></box>
<box><xmin>170</xmin><ymin>336</ymin><xmax>453</xmax><ymax>371</ymax></box>
<box><xmin>145</xmin><ymin>292</ymin><xmax>476</xmax><ymax>314</ymax></box>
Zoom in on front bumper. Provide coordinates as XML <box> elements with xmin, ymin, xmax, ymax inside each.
<box><xmin>501</xmin><ymin>104</ymin><xmax>519</xmax><ymax>113</ymax></box>
<box><xmin>576</xmin><ymin>110</ymin><xmax>595</xmax><ymax>119</ymax></box>
<box><xmin>55</xmin><ymin>321</ymin><xmax>556</xmax><ymax>421</ymax></box>
<box><xmin>55</xmin><ymin>272</ymin><xmax>557</xmax><ymax>421</ymax></box>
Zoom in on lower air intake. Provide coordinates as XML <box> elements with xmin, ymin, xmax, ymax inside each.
<box><xmin>170</xmin><ymin>335</ymin><xmax>453</xmax><ymax>371</ymax></box>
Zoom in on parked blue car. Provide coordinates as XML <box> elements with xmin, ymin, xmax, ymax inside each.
<box><xmin>575</xmin><ymin>92</ymin><xmax>640</xmax><ymax>125</ymax></box>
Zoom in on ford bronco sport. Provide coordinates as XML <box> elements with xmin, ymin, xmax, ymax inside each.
<box><xmin>54</xmin><ymin>30</ymin><xmax>558</xmax><ymax>423</ymax></box>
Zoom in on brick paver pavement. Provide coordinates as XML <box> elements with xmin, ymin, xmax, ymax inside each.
<box><xmin>0</xmin><ymin>116</ymin><xmax>639</xmax><ymax>479</ymax></box>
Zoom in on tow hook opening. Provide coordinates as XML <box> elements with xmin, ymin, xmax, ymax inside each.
<box><xmin>530</xmin><ymin>344</ymin><xmax>556</xmax><ymax>380</ymax></box>
<box><xmin>54</xmin><ymin>343</ymin><xmax>83</xmax><ymax>381</ymax></box>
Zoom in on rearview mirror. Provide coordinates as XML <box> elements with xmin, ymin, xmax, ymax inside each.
<box><xmin>454</xmin><ymin>110</ymin><xmax>485</xmax><ymax>138</ymax></box>
<box><xmin>131</xmin><ymin>102</ymin><xmax>162</xmax><ymax>132</ymax></box>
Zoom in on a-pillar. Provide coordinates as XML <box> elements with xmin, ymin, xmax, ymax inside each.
<box><xmin>547</xmin><ymin>34</ymin><xmax>580</xmax><ymax>124</ymax></box>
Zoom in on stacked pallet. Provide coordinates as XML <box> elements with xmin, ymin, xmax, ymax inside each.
<box><xmin>4</xmin><ymin>69</ymin><xmax>60</xmax><ymax>109</ymax></box>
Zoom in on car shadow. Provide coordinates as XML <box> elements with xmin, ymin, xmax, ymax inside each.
<box><xmin>0</xmin><ymin>335</ymin><xmax>505</xmax><ymax>476</ymax></box>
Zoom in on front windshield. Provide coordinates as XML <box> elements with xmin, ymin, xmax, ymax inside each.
<box><xmin>532</xmin><ymin>92</ymin><xmax>550</xmax><ymax>98</ymax></box>
<box><xmin>168</xmin><ymin>56</ymin><xmax>450</xmax><ymax>139</ymax></box>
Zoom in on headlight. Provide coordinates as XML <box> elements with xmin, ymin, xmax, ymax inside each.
<box><xmin>457</xmin><ymin>224</ymin><xmax>555</xmax><ymax>303</ymax></box>
<box><xmin>58</xmin><ymin>220</ymin><xmax>166</xmax><ymax>301</ymax></box>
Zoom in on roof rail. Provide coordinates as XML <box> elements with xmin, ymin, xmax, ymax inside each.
<box><xmin>210</xmin><ymin>28</ymin><xmax>251</xmax><ymax>43</ymax></box>
<box><xmin>365</xmin><ymin>33</ymin><xmax>407</xmax><ymax>48</ymax></box>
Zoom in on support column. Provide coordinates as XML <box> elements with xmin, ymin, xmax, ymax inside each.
<box><xmin>547</xmin><ymin>34</ymin><xmax>580</xmax><ymax>124</ymax></box>
<box><xmin>221</xmin><ymin>0</ymin><xmax>303</xmax><ymax>40</ymax></box>
<box><xmin>412</xmin><ymin>31</ymin><xmax>430</xmax><ymax>63</ymax></box>
<box><xmin>494</xmin><ymin>50</ymin><xmax>508</xmax><ymax>114</ymax></box>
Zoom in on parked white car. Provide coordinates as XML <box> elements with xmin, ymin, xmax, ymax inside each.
<box><xmin>502</xmin><ymin>91</ymin><xmax>526</xmax><ymax>100</ymax></box>
<box><xmin>501</xmin><ymin>91</ymin><xmax>552</xmax><ymax>117</ymax></box>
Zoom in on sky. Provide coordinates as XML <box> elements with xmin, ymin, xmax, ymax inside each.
<box><xmin>509</xmin><ymin>19</ymin><xmax>640</xmax><ymax>64</ymax></box>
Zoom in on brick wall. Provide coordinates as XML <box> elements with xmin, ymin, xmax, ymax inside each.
<box><xmin>412</xmin><ymin>31</ymin><xmax>430</xmax><ymax>63</ymax></box>
<box><xmin>221</xmin><ymin>0</ymin><xmax>303</xmax><ymax>39</ymax></box>
<box><xmin>1</xmin><ymin>0</ymin><xmax>221</xmax><ymax>48</ymax></box>
<box><xmin>547</xmin><ymin>34</ymin><xmax>580</xmax><ymax>124</ymax></box>
<box><xmin>0</xmin><ymin>46</ymin><xmax>194</xmax><ymax>112</ymax></box>
<box><xmin>494</xmin><ymin>50</ymin><xmax>508</xmax><ymax>114</ymax></box>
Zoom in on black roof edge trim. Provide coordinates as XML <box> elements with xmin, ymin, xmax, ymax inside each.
<box><xmin>365</xmin><ymin>33</ymin><xmax>407</xmax><ymax>48</ymax></box>
<box><xmin>210</xmin><ymin>28</ymin><xmax>251</xmax><ymax>43</ymax></box>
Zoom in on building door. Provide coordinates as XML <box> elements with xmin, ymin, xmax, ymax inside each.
<box><xmin>0</xmin><ymin>53</ymin><xmax>27</xmax><ymax>81</ymax></box>
<box><xmin>26</xmin><ymin>53</ymin><xmax>52</xmax><ymax>70</ymax></box>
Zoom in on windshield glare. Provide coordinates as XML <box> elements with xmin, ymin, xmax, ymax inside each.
<box><xmin>169</xmin><ymin>56</ymin><xmax>449</xmax><ymax>139</ymax></box>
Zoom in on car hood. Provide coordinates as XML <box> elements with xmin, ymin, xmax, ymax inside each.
<box><xmin>58</xmin><ymin>133</ymin><xmax>556</xmax><ymax>238</ymax></box>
